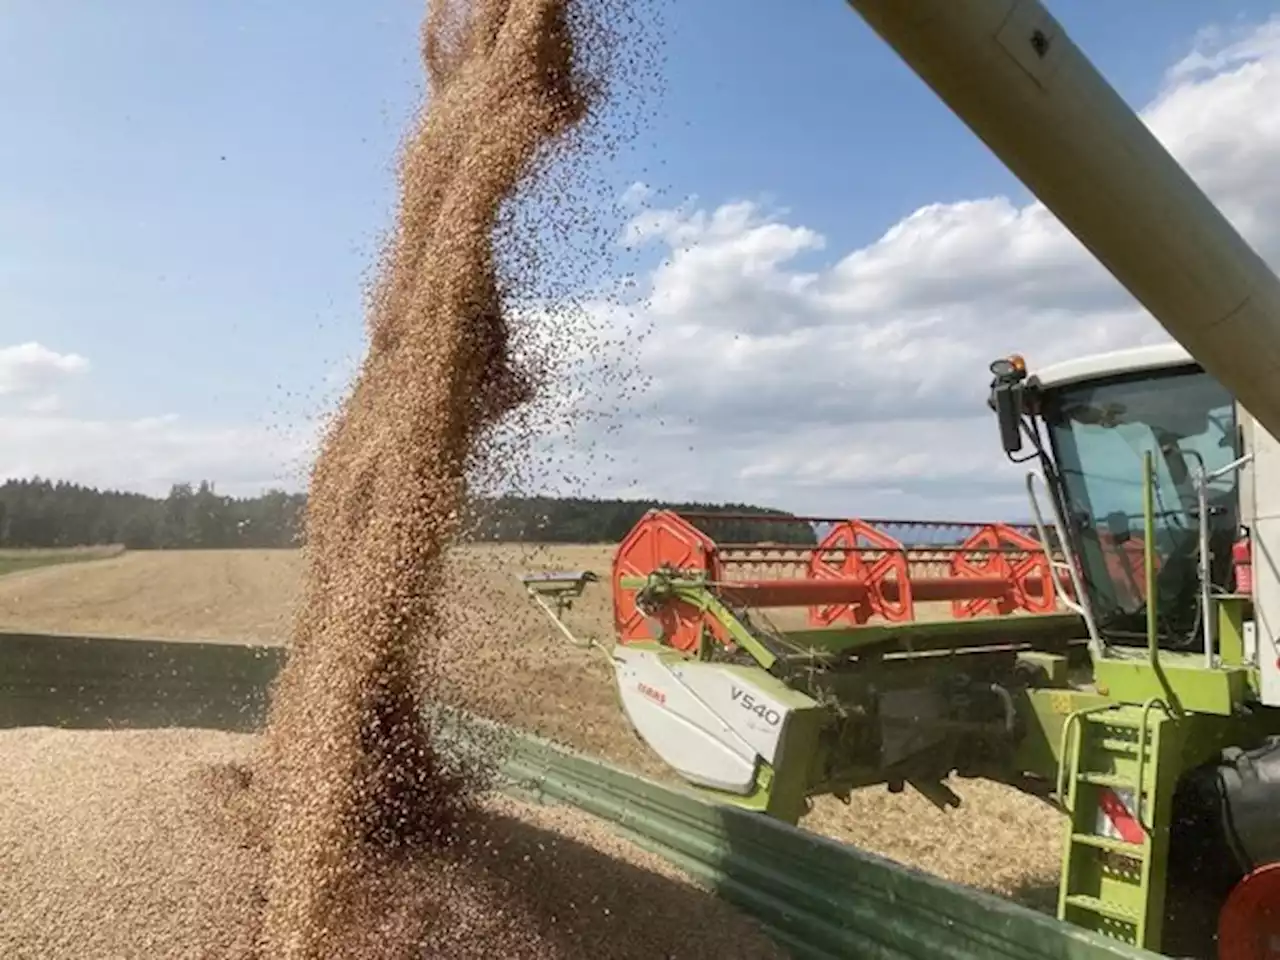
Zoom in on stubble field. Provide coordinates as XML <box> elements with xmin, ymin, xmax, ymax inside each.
<box><xmin>0</xmin><ymin>545</ymin><xmax>1065</xmax><ymax>912</ymax></box>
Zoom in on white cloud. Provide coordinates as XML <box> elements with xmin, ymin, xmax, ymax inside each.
<box><xmin>0</xmin><ymin>340</ymin><xmax>313</xmax><ymax>496</ymax></box>
<box><xmin>620</xmin><ymin>180</ymin><xmax>653</xmax><ymax>209</ymax></box>
<box><xmin>23</xmin><ymin>394</ymin><xmax>64</xmax><ymax>415</ymax></box>
<box><xmin>0</xmin><ymin>412</ymin><xmax>316</xmax><ymax>497</ymax></box>
<box><xmin>523</xmin><ymin>15</ymin><xmax>1280</xmax><ymax>518</ymax></box>
<box><xmin>0</xmin><ymin>343</ymin><xmax>88</xmax><ymax>398</ymax></box>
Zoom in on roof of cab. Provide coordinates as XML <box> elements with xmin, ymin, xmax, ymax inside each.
<box><xmin>1029</xmin><ymin>342</ymin><xmax>1196</xmax><ymax>390</ymax></box>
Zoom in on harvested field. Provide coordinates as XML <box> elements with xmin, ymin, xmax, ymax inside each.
<box><xmin>0</xmin><ymin>544</ymin><xmax>125</xmax><ymax>578</ymax></box>
<box><xmin>0</xmin><ymin>549</ymin><xmax>300</xmax><ymax>643</ymax></box>
<box><xmin>0</xmin><ymin>545</ymin><xmax>1064</xmax><ymax>909</ymax></box>
<box><xmin>0</xmin><ymin>727</ymin><xmax>785</xmax><ymax>960</ymax></box>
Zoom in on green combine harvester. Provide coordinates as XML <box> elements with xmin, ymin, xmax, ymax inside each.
<box><xmin>524</xmin><ymin>1</ymin><xmax>1280</xmax><ymax>957</ymax></box>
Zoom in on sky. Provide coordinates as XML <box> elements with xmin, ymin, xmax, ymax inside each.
<box><xmin>2</xmin><ymin>1</ymin><xmax>1280</xmax><ymax>519</ymax></box>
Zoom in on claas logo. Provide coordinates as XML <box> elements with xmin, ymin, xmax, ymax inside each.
<box><xmin>637</xmin><ymin>682</ymin><xmax>666</xmax><ymax>705</ymax></box>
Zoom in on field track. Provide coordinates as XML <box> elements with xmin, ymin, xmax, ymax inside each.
<box><xmin>0</xmin><ymin>546</ymin><xmax>1064</xmax><ymax>911</ymax></box>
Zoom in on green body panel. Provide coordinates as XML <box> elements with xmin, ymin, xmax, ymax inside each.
<box><xmin>783</xmin><ymin>611</ymin><xmax>1085</xmax><ymax>656</ymax></box>
<box><xmin>1018</xmin><ymin>650</ymin><xmax>1071</xmax><ymax>687</ymax></box>
<box><xmin>1017</xmin><ymin>687</ymin><xmax>1113</xmax><ymax>776</ymax></box>
<box><xmin>1092</xmin><ymin>650</ymin><xmax>1249</xmax><ymax>717</ymax></box>
<box><xmin>1217</xmin><ymin>596</ymin><xmax>1253</xmax><ymax>674</ymax></box>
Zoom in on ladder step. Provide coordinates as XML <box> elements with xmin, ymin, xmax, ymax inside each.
<box><xmin>1059</xmin><ymin>706</ymin><xmax>1168</xmax><ymax>939</ymax></box>
<box><xmin>1095</xmin><ymin>736</ymin><xmax>1144</xmax><ymax>755</ymax></box>
<box><xmin>1076</xmin><ymin>772</ymin><xmax>1141</xmax><ymax>790</ymax></box>
<box><xmin>1063</xmin><ymin>894</ymin><xmax>1142</xmax><ymax>924</ymax></box>
<box><xmin>1070</xmin><ymin>832</ymin><xmax>1146</xmax><ymax>858</ymax></box>
<box><xmin>1081</xmin><ymin>710</ymin><xmax>1146</xmax><ymax>729</ymax></box>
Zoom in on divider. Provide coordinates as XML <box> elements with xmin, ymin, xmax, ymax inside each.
<box><xmin>0</xmin><ymin>630</ymin><xmax>1164</xmax><ymax>960</ymax></box>
<box><xmin>488</xmin><ymin>716</ymin><xmax>1164</xmax><ymax>960</ymax></box>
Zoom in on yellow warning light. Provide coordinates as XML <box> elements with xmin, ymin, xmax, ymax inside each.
<box><xmin>1009</xmin><ymin>354</ymin><xmax>1026</xmax><ymax>374</ymax></box>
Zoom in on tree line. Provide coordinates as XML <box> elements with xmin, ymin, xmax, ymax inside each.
<box><xmin>462</xmin><ymin>495</ymin><xmax>815</xmax><ymax>545</ymax></box>
<box><xmin>0</xmin><ymin>479</ymin><xmax>306</xmax><ymax>550</ymax></box>
<box><xmin>0</xmin><ymin>478</ymin><xmax>816</xmax><ymax>549</ymax></box>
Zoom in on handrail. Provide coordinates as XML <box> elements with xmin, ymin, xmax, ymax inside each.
<box><xmin>1143</xmin><ymin>452</ymin><xmax>1160</xmax><ymax>670</ymax></box>
<box><xmin>1194</xmin><ymin>452</ymin><xmax>1252</xmax><ymax>668</ymax></box>
<box><xmin>1026</xmin><ymin>470</ymin><xmax>1105</xmax><ymax>659</ymax></box>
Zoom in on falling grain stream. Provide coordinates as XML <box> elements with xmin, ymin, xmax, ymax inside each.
<box><xmin>255</xmin><ymin>1</ymin><xmax>594</xmax><ymax>952</ymax></box>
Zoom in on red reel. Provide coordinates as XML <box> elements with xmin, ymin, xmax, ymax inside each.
<box><xmin>949</xmin><ymin>523</ymin><xmax>1055</xmax><ymax>618</ymax></box>
<box><xmin>807</xmin><ymin>519</ymin><xmax>913</xmax><ymax>626</ymax></box>
<box><xmin>612</xmin><ymin>510</ymin><xmax>722</xmax><ymax>653</ymax></box>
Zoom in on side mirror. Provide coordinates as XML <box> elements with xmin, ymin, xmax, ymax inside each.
<box><xmin>988</xmin><ymin>356</ymin><xmax>1028</xmax><ymax>455</ymax></box>
<box><xmin>993</xmin><ymin>382</ymin><xmax>1024</xmax><ymax>454</ymax></box>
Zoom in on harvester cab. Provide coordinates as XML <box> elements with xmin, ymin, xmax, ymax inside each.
<box><xmin>987</xmin><ymin>343</ymin><xmax>1254</xmax><ymax>662</ymax></box>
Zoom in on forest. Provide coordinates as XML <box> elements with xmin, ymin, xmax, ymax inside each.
<box><xmin>0</xmin><ymin>478</ymin><xmax>816</xmax><ymax>549</ymax></box>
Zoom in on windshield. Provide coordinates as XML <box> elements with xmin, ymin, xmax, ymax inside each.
<box><xmin>1041</xmin><ymin>366</ymin><xmax>1239</xmax><ymax>649</ymax></box>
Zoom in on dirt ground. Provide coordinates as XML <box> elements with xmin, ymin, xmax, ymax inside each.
<box><xmin>0</xmin><ymin>546</ymin><xmax>1064</xmax><ymax>911</ymax></box>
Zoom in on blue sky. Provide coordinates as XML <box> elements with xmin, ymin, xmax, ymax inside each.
<box><xmin>2</xmin><ymin>1</ymin><xmax>1278</xmax><ymax>507</ymax></box>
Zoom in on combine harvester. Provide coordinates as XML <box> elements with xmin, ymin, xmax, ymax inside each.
<box><xmin>524</xmin><ymin>0</ymin><xmax>1280</xmax><ymax>956</ymax></box>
